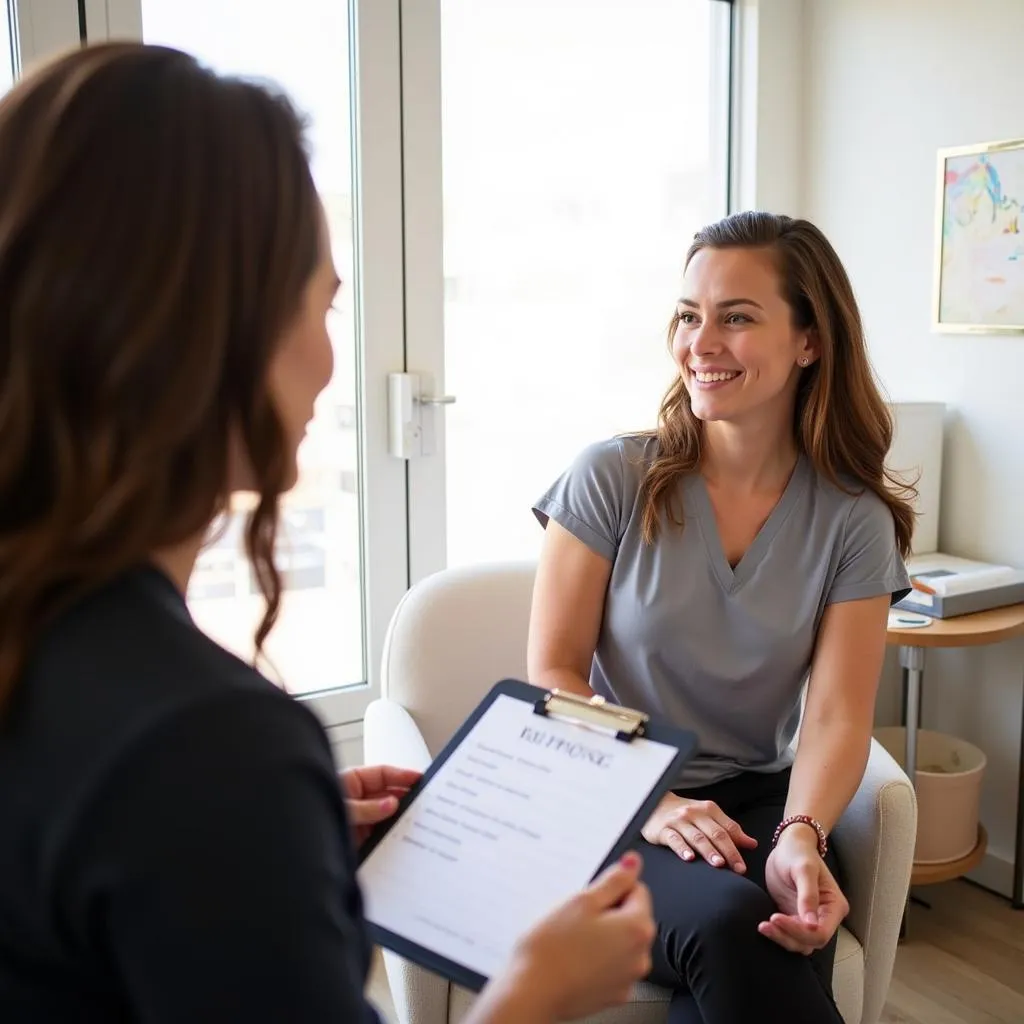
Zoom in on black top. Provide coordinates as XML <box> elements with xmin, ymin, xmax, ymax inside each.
<box><xmin>0</xmin><ymin>567</ymin><xmax>380</xmax><ymax>1022</ymax></box>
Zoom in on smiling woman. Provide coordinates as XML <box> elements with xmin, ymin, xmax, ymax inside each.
<box><xmin>674</xmin><ymin>250</ymin><xmax>813</xmax><ymax>422</ymax></box>
<box><xmin>527</xmin><ymin>210</ymin><xmax>915</xmax><ymax>1023</ymax></box>
<box><xmin>645</xmin><ymin>211</ymin><xmax>915</xmax><ymax>553</ymax></box>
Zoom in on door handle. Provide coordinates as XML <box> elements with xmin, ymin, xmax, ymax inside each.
<box><xmin>415</xmin><ymin>394</ymin><xmax>457</xmax><ymax>406</ymax></box>
<box><xmin>387</xmin><ymin>372</ymin><xmax>455</xmax><ymax>459</ymax></box>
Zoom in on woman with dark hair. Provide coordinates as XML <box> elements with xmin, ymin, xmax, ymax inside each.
<box><xmin>0</xmin><ymin>44</ymin><xmax>656</xmax><ymax>1023</ymax></box>
<box><xmin>529</xmin><ymin>211</ymin><xmax>915</xmax><ymax>1023</ymax></box>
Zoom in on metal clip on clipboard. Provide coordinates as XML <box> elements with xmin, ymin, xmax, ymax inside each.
<box><xmin>533</xmin><ymin>689</ymin><xmax>649</xmax><ymax>743</ymax></box>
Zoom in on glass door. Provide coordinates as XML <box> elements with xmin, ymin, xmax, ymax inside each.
<box><xmin>402</xmin><ymin>0</ymin><xmax>734</xmax><ymax>575</ymax></box>
<box><xmin>101</xmin><ymin>0</ymin><xmax>410</xmax><ymax>727</ymax></box>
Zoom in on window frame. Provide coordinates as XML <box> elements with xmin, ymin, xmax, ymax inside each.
<box><xmin>12</xmin><ymin>1</ymin><xmax>80</xmax><ymax>71</ymax></box>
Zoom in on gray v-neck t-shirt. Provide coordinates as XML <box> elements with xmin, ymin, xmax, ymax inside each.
<box><xmin>533</xmin><ymin>435</ymin><xmax>910</xmax><ymax>788</ymax></box>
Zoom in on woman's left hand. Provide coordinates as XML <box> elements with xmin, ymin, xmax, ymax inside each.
<box><xmin>759</xmin><ymin>827</ymin><xmax>849</xmax><ymax>955</ymax></box>
<box><xmin>340</xmin><ymin>765</ymin><xmax>422</xmax><ymax>848</ymax></box>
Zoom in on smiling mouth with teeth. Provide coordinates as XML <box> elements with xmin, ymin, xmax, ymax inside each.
<box><xmin>692</xmin><ymin>370</ymin><xmax>741</xmax><ymax>383</ymax></box>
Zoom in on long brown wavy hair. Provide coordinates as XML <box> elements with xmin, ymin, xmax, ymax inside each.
<box><xmin>639</xmin><ymin>211</ymin><xmax>916</xmax><ymax>556</ymax></box>
<box><xmin>0</xmin><ymin>43</ymin><xmax>322</xmax><ymax>712</ymax></box>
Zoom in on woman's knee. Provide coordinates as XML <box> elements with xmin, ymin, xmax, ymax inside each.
<box><xmin>686</xmin><ymin>875</ymin><xmax>776</xmax><ymax>954</ymax></box>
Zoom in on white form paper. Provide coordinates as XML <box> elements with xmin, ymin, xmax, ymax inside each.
<box><xmin>358</xmin><ymin>694</ymin><xmax>677</xmax><ymax>980</ymax></box>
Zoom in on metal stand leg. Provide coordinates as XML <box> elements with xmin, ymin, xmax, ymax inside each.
<box><xmin>901</xmin><ymin>668</ymin><xmax>923</xmax><ymax>728</ymax></box>
<box><xmin>898</xmin><ymin>645</ymin><xmax>926</xmax><ymax>938</ymax></box>
<box><xmin>899</xmin><ymin>645</ymin><xmax>925</xmax><ymax>783</ymax></box>
<box><xmin>1014</xmin><ymin>667</ymin><xmax>1024</xmax><ymax>910</ymax></box>
<box><xmin>901</xmin><ymin>668</ymin><xmax>907</xmax><ymax>727</ymax></box>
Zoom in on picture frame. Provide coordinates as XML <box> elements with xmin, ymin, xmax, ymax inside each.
<box><xmin>933</xmin><ymin>137</ymin><xmax>1024</xmax><ymax>334</ymax></box>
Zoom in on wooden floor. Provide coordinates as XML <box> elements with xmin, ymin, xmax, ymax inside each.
<box><xmin>369</xmin><ymin>880</ymin><xmax>1024</xmax><ymax>1023</ymax></box>
<box><xmin>881</xmin><ymin>881</ymin><xmax>1024</xmax><ymax>1024</ymax></box>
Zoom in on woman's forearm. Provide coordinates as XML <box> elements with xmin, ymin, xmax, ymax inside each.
<box><xmin>785</xmin><ymin>718</ymin><xmax>872</xmax><ymax>834</ymax></box>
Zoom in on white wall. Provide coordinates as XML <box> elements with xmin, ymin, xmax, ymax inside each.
<box><xmin>800</xmin><ymin>0</ymin><xmax>1024</xmax><ymax>895</ymax></box>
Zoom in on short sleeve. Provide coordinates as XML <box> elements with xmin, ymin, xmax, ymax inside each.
<box><xmin>826</xmin><ymin>490</ymin><xmax>911</xmax><ymax>606</ymax></box>
<box><xmin>60</xmin><ymin>691</ymin><xmax>381</xmax><ymax>1024</ymax></box>
<box><xmin>532</xmin><ymin>439</ymin><xmax>626</xmax><ymax>560</ymax></box>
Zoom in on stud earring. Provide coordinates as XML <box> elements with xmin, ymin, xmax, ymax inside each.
<box><xmin>799</xmin><ymin>357</ymin><xmax>809</xmax><ymax>366</ymax></box>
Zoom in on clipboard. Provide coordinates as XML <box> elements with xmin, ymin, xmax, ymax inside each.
<box><xmin>357</xmin><ymin>679</ymin><xmax>697</xmax><ymax>993</ymax></box>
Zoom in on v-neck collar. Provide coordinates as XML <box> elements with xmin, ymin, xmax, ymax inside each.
<box><xmin>687</xmin><ymin>455</ymin><xmax>810</xmax><ymax>594</ymax></box>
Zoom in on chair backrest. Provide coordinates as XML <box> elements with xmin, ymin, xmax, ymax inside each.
<box><xmin>380</xmin><ymin>562</ymin><xmax>537</xmax><ymax>756</ymax></box>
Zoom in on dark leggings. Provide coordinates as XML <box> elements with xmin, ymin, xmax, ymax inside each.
<box><xmin>634</xmin><ymin>769</ymin><xmax>845</xmax><ymax>1024</ymax></box>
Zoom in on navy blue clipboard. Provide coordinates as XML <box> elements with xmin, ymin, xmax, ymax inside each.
<box><xmin>357</xmin><ymin>678</ymin><xmax>697</xmax><ymax>994</ymax></box>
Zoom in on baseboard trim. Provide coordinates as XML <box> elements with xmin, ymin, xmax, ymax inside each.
<box><xmin>965</xmin><ymin>849</ymin><xmax>1016</xmax><ymax>902</ymax></box>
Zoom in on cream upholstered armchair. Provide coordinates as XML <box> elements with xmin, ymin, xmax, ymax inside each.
<box><xmin>364</xmin><ymin>563</ymin><xmax>917</xmax><ymax>1024</ymax></box>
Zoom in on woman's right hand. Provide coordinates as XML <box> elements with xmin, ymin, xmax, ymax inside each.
<box><xmin>641</xmin><ymin>792</ymin><xmax>757</xmax><ymax>872</ymax></box>
<box><xmin>478</xmin><ymin>853</ymin><xmax>655</xmax><ymax>1024</ymax></box>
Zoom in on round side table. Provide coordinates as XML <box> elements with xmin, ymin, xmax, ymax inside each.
<box><xmin>886</xmin><ymin>603</ymin><xmax>1024</xmax><ymax>906</ymax></box>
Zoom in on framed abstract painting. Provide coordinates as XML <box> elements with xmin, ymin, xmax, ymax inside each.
<box><xmin>933</xmin><ymin>137</ymin><xmax>1024</xmax><ymax>333</ymax></box>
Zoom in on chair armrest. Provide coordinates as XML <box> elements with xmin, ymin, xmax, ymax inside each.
<box><xmin>831</xmin><ymin>738</ymin><xmax>917</xmax><ymax>1024</ymax></box>
<box><xmin>363</xmin><ymin>701</ymin><xmax>446</xmax><ymax>1022</ymax></box>
<box><xmin>363</xmin><ymin>698</ymin><xmax>433</xmax><ymax>773</ymax></box>
<box><xmin>381</xmin><ymin>949</ymin><xmax>452</xmax><ymax>1024</ymax></box>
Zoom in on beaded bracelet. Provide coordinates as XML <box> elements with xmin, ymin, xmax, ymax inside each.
<box><xmin>772</xmin><ymin>815</ymin><xmax>828</xmax><ymax>858</ymax></box>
